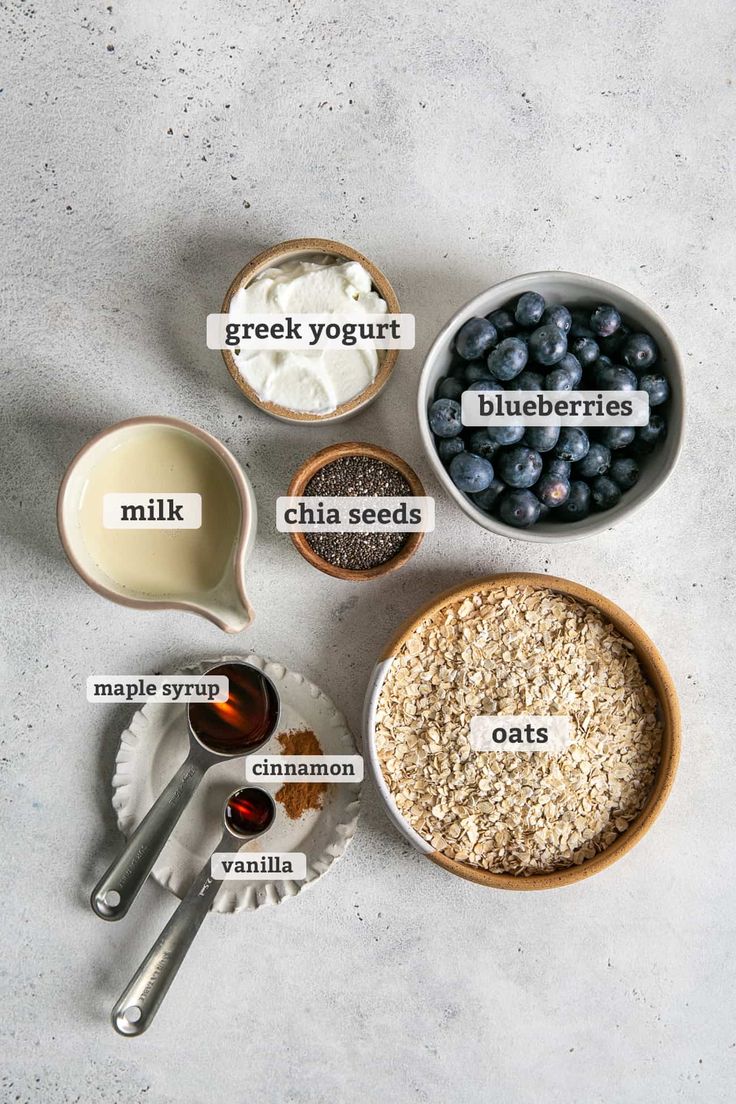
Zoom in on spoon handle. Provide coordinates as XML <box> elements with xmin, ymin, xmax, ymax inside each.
<box><xmin>111</xmin><ymin>848</ymin><xmax>224</xmax><ymax>1036</ymax></box>
<box><xmin>91</xmin><ymin>755</ymin><xmax>205</xmax><ymax>920</ymax></box>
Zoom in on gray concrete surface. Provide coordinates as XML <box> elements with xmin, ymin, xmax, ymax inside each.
<box><xmin>2</xmin><ymin>1</ymin><xmax>734</xmax><ymax>1101</ymax></box>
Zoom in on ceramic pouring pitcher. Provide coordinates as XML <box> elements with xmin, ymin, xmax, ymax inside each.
<box><xmin>57</xmin><ymin>416</ymin><xmax>256</xmax><ymax>633</ymax></box>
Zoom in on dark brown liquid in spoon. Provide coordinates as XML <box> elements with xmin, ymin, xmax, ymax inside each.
<box><xmin>225</xmin><ymin>787</ymin><xmax>275</xmax><ymax>836</ymax></box>
<box><xmin>189</xmin><ymin>664</ymin><xmax>279</xmax><ymax>756</ymax></box>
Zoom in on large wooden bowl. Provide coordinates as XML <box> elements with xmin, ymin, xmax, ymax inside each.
<box><xmin>221</xmin><ymin>237</ymin><xmax>400</xmax><ymax>424</ymax></box>
<box><xmin>364</xmin><ymin>572</ymin><xmax>680</xmax><ymax>890</ymax></box>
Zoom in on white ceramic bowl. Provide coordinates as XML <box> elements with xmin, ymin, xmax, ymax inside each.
<box><xmin>418</xmin><ymin>271</ymin><xmax>685</xmax><ymax>542</ymax></box>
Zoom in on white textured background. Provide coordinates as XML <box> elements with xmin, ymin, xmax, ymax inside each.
<box><xmin>2</xmin><ymin>1</ymin><xmax>735</xmax><ymax>1101</ymax></box>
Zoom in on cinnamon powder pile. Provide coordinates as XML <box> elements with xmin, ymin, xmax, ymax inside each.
<box><xmin>275</xmin><ymin>728</ymin><xmax>328</xmax><ymax>819</ymax></box>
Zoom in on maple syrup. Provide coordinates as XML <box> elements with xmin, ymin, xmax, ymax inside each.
<box><xmin>189</xmin><ymin>663</ymin><xmax>279</xmax><ymax>756</ymax></box>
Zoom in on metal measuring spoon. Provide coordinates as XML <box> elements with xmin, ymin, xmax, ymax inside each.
<box><xmin>91</xmin><ymin>662</ymin><xmax>280</xmax><ymax>921</ymax></box>
<box><xmin>112</xmin><ymin>786</ymin><xmax>276</xmax><ymax>1036</ymax></box>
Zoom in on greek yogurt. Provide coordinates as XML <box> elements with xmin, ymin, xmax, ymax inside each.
<box><xmin>229</xmin><ymin>255</ymin><xmax>387</xmax><ymax>414</ymax></box>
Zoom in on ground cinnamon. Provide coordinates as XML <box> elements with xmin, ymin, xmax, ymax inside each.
<box><xmin>275</xmin><ymin>728</ymin><xmax>328</xmax><ymax>819</ymax></box>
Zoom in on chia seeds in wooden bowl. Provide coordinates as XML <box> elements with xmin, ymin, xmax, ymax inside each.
<box><xmin>287</xmin><ymin>443</ymin><xmax>427</xmax><ymax>580</ymax></box>
<box><xmin>305</xmin><ymin>456</ymin><xmax>411</xmax><ymax>571</ymax></box>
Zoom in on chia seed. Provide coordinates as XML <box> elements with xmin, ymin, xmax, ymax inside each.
<box><xmin>305</xmin><ymin>455</ymin><xmax>411</xmax><ymax>571</ymax></box>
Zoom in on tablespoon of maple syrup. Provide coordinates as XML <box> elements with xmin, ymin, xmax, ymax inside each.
<box><xmin>189</xmin><ymin>662</ymin><xmax>280</xmax><ymax>754</ymax></box>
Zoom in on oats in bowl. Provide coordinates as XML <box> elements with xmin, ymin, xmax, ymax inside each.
<box><xmin>374</xmin><ymin>584</ymin><xmax>663</xmax><ymax>876</ymax></box>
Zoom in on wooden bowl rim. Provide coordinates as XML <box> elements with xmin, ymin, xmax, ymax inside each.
<box><xmin>371</xmin><ymin>571</ymin><xmax>681</xmax><ymax>889</ymax></box>
<box><xmin>221</xmin><ymin>237</ymin><xmax>400</xmax><ymax>423</ymax></box>
<box><xmin>287</xmin><ymin>441</ymin><xmax>426</xmax><ymax>581</ymax></box>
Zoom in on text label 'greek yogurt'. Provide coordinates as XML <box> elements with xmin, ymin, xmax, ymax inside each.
<box><xmin>461</xmin><ymin>390</ymin><xmax>650</xmax><ymax>427</ymax></box>
<box><xmin>86</xmin><ymin>675</ymin><xmax>229</xmax><ymax>703</ymax></box>
<box><xmin>470</xmin><ymin>716</ymin><xmax>572</xmax><ymax>753</ymax></box>
<box><xmin>276</xmin><ymin>496</ymin><xmax>435</xmax><ymax>533</ymax></box>
<box><xmin>102</xmin><ymin>493</ymin><xmax>202</xmax><ymax>529</ymax></box>
<box><xmin>245</xmin><ymin>755</ymin><xmax>364</xmax><ymax>783</ymax></box>
<box><xmin>206</xmin><ymin>312</ymin><xmax>415</xmax><ymax>350</ymax></box>
<box><xmin>212</xmin><ymin>853</ymin><xmax>307</xmax><ymax>880</ymax></box>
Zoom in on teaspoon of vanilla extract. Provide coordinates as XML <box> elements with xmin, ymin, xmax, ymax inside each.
<box><xmin>112</xmin><ymin>787</ymin><xmax>276</xmax><ymax>1036</ymax></box>
<box><xmin>91</xmin><ymin>663</ymin><xmax>280</xmax><ymax>921</ymax></box>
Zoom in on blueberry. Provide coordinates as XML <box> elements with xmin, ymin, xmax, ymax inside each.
<box><xmin>535</xmin><ymin>472</ymin><xmax>571</xmax><ymax>508</ymax></box>
<box><xmin>569</xmin><ymin>311</ymin><xmax>595</xmax><ymax>339</ymax></box>
<box><xmin>455</xmin><ymin>317</ymin><xmax>498</xmax><ymax>360</ymax></box>
<box><xmin>523</xmin><ymin>425</ymin><xmax>560</xmax><ymax>453</ymax></box>
<box><xmin>466</xmin><ymin>430</ymin><xmax>500</xmax><ymax>463</ymax></box>
<box><xmin>542</xmin><ymin>304</ymin><xmax>572</xmax><ymax>333</ymax></box>
<box><xmin>499</xmin><ymin>489</ymin><xmax>542</xmax><ymax>528</ymax></box>
<box><xmin>497</xmin><ymin>446</ymin><xmax>543</xmax><ymax>489</ymax></box>
<box><xmin>639</xmin><ymin>373</ymin><xmax>670</xmax><ymax>407</ymax></box>
<box><xmin>437</xmin><ymin>436</ymin><xmax>465</xmax><ymax>465</ymax></box>
<box><xmin>557</xmin><ymin>480</ymin><xmax>592</xmax><ymax>521</ymax></box>
<box><xmin>487</xmin><ymin>424</ymin><xmax>525</xmax><ymax>446</ymax></box>
<box><xmin>537</xmin><ymin>502</ymin><xmax>551</xmax><ymax>521</ymax></box>
<box><xmin>558</xmin><ymin>352</ymin><xmax>582</xmax><ymax>387</ymax></box>
<box><xmin>515</xmin><ymin>292</ymin><xmax>546</xmax><ymax>328</ymax></box>
<box><xmin>589</xmin><ymin>355</ymin><xmax>613</xmax><ymax>375</ymax></box>
<box><xmin>574</xmin><ymin>442</ymin><xmax>611</xmax><ymax>478</ymax></box>
<box><xmin>471</xmin><ymin>477</ymin><xmax>506</xmax><ymax>513</ymax></box>
<box><xmin>590</xmin><ymin>475</ymin><xmax>622</xmax><ymax>511</ymax></box>
<box><xmin>488</xmin><ymin>336</ymin><xmax>528</xmax><ymax>381</ymax></box>
<box><xmin>486</xmin><ymin>308</ymin><xmax>515</xmax><ymax>338</ymax></box>
<box><xmin>509</xmin><ymin>369</ymin><xmax>545</xmax><ymax>391</ymax></box>
<box><xmin>599</xmin><ymin>327</ymin><xmax>629</xmax><ymax>358</ymax></box>
<box><xmin>464</xmin><ymin>359</ymin><xmax>491</xmax><ymax>383</ymax></box>
<box><xmin>554</xmin><ymin>427</ymin><xmax>590</xmax><ymax>462</ymax></box>
<box><xmin>633</xmin><ymin>413</ymin><xmax>666</xmax><ymax>454</ymax></box>
<box><xmin>621</xmin><ymin>332</ymin><xmax>658</xmax><ymax>371</ymax></box>
<box><xmin>468</xmin><ymin>377</ymin><xmax>503</xmax><ymax>392</ymax></box>
<box><xmin>449</xmin><ymin>358</ymin><xmax>469</xmax><ymax>380</ymax></box>
<box><xmin>597</xmin><ymin>426</ymin><xmax>635</xmax><ymax>450</ymax></box>
<box><xmin>545</xmin><ymin>367</ymin><xmax>573</xmax><ymax>391</ymax></box>
<box><xmin>592</xmin><ymin>363</ymin><xmax>638</xmax><ymax>391</ymax></box>
<box><xmin>609</xmin><ymin>457</ymin><xmax>640</xmax><ymax>490</ymax></box>
<box><xmin>547</xmin><ymin>458</ymin><xmax>571</xmax><ymax>478</ymax></box>
<box><xmin>437</xmin><ymin>377</ymin><xmax>464</xmax><ymax>401</ymax></box>
<box><xmin>529</xmin><ymin>324</ymin><xmax>567</xmax><ymax>366</ymax></box>
<box><xmin>590</xmin><ymin>304</ymin><xmax>621</xmax><ymax>338</ymax></box>
<box><xmin>449</xmin><ymin>451</ymin><xmax>494</xmax><ymax>493</ymax></box>
<box><xmin>429</xmin><ymin>398</ymin><xmax>462</xmax><ymax>437</ymax></box>
<box><xmin>569</xmin><ymin>335</ymin><xmax>600</xmax><ymax>367</ymax></box>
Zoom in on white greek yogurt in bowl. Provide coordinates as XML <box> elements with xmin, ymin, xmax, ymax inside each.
<box><xmin>229</xmin><ymin>255</ymin><xmax>388</xmax><ymax>415</ymax></box>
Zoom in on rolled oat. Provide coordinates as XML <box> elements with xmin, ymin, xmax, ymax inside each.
<box><xmin>375</xmin><ymin>585</ymin><xmax>663</xmax><ymax>875</ymax></box>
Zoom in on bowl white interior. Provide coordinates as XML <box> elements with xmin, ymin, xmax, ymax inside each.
<box><xmin>417</xmin><ymin>271</ymin><xmax>685</xmax><ymax>542</ymax></box>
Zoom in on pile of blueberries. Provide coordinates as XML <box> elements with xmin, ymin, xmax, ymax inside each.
<box><xmin>428</xmin><ymin>291</ymin><xmax>669</xmax><ymax>528</ymax></box>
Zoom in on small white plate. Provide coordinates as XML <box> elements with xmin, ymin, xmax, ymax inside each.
<box><xmin>110</xmin><ymin>654</ymin><xmax>361</xmax><ymax>913</ymax></box>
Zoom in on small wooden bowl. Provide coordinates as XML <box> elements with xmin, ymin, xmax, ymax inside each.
<box><xmin>364</xmin><ymin>572</ymin><xmax>681</xmax><ymax>889</ymax></box>
<box><xmin>287</xmin><ymin>442</ymin><xmax>426</xmax><ymax>581</ymax></box>
<box><xmin>221</xmin><ymin>238</ymin><xmax>401</xmax><ymax>424</ymax></box>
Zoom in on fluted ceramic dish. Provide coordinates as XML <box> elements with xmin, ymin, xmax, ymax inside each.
<box><xmin>111</xmin><ymin>654</ymin><xmax>361</xmax><ymax>912</ymax></box>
